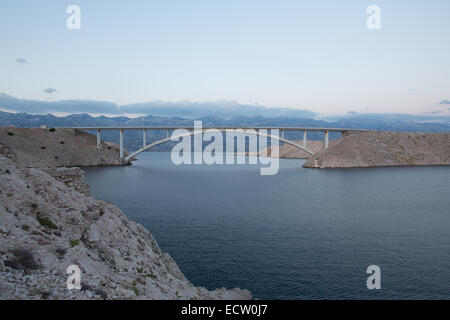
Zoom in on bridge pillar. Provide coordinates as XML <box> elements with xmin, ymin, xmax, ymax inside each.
<box><xmin>142</xmin><ymin>129</ymin><xmax>146</xmax><ymax>148</ymax></box>
<box><xmin>119</xmin><ymin>129</ymin><xmax>124</xmax><ymax>159</ymax></box>
<box><xmin>96</xmin><ymin>129</ymin><xmax>101</xmax><ymax>149</ymax></box>
<box><xmin>325</xmin><ymin>130</ymin><xmax>329</xmax><ymax>148</ymax></box>
<box><xmin>303</xmin><ymin>130</ymin><xmax>307</xmax><ymax>148</ymax></box>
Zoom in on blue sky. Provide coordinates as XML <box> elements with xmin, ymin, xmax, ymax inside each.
<box><xmin>1</xmin><ymin>0</ymin><xmax>450</xmax><ymax>115</ymax></box>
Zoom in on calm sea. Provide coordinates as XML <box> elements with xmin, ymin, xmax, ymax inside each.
<box><xmin>83</xmin><ymin>152</ymin><xmax>450</xmax><ymax>299</ymax></box>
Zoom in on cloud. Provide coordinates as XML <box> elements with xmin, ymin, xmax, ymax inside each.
<box><xmin>0</xmin><ymin>93</ymin><xmax>319</xmax><ymax>119</ymax></box>
<box><xmin>15</xmin><ymin>58</ymin><xmax>27</xmax><ymax>64</ymax></box>
<box><xmin>43</xmin><ymin>88</ymin><xmax>58</xmax><ymax>94</ymax></box>
<box><xmin>119</xmin><ymin>101</ymin><xmax>318</xmax><ymax>119</ymax></box>
<box><xmin>439</xmin><ymin>99</ymin><xmax>450</xmax><ymax>105</ymax></box>
<box><xmin>0</xmin><ymin>93</ymin><xmax>119</xmax><ymax>114</ymax></box>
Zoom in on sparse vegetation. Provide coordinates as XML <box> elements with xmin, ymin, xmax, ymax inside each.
<box><xmin>147</xmin><ymin>274</ymin><xmax>157</xmax><ymax>280</ymax></box>
<box><xmin>69</xmin><ymin>239</ymin><xmax>80</xmax><ymax>247</ymax></box>
<box><xmin>36</xmin><ymin>217</ymin><xmax>58</xmax><ymax>230</ymax></box>
<box><xmin>130</xmin><ymin>286</ymin><xmax>139</xmax><ymax>296</ymax></box>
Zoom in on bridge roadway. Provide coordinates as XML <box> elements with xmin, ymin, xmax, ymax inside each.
<box><xmin>62</xmin><ymin>126</ymin><xmax>368</xmax><ymax>162</ymax></box>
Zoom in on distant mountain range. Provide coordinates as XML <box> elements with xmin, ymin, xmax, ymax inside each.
<box><xmin>1</xmin><ymin>110</ymin><xmax>449</xmax><ymax>152</ymax></box>
<box><xmin>319</xmin><ymin>112</ymin><xmax>450</xmax><ymax>123</ymax></box>
<box><xmin>0</xmin><ymin>93</ymin><xmax>317</xmax><ymax>119</ymax></box>
<box><xmin>3</xmin><ymin>93</ymin><xmax>450</xmax><ymax>123</ymax></box>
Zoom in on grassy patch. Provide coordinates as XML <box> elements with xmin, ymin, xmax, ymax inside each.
<box><xmin>36</xmin><ymin>217</ymin><xmax>58</xmax><ymax>230</ymax></box>
<box><xmin>69</xmin><ymin>239</ymin><xmax>80</xmax><ymax>247</ymax></box>
<box><xmin>131</xmin><ymin>286</ymin><xmax>139</xmax><ymax>296</ymax></box>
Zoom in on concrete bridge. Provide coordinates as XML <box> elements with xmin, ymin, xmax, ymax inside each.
<box><xmin>68</xmin><ymin>126</ymin><xmax>367</xmax><ymax>162</ymax></box>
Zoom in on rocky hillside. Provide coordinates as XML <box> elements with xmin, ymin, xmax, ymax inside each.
<box><xmin>0</xmin><ymin>127</ymin><xmax>129</xmax><ymax>167</ymax></box>
<box><xmin>0</xmin><ymin>144</ymin><xmax>251</xmax><ymax>300</ymax></box>
<box><xmin>303</xmin><ymin>131</ymin><xmax>450</xmax><ymax>168</ymax></box>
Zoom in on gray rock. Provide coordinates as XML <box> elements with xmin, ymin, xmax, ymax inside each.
<box><xmin>0</xmin><ymin>145</ymin><xmax>251</xmax><ymax>300</ymax></box>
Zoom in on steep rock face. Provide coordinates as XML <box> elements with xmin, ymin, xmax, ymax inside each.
<box><xmin>0</xmin><ymin>146</ymin><xmax>251</xmax><ymax>300</ymax></box>
<box><xmin>303</xmin><ymin>131</ymin><xmax>450</xmax><ymax>168</ymax></box>
<box><xmin>0</xmin><ymin>127</ymin><xmax>129</xmax><ymax>167</ymax></box>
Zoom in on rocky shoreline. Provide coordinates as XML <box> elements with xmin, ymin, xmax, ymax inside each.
<box><xmin>303</xmin><ymin>131</ymin><xmax>450</xmax><ymax>168</ymax></box>
<box><xmin>254</xmin><ymin>130</ymin><xmax>450</xmax><ymax>168</ymax></box>
<box><xmin>0</xmin><ymin>128</ymin><xmax>251</xmax><ymax>300</ymax></box>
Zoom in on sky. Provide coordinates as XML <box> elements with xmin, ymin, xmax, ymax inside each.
<box><xmin>1</xmin><ymin>0</ymin><xmax>450</xmax><ymax>116</ymax></box>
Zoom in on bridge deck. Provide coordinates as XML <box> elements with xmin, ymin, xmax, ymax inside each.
<box><xmin>60</xmin><ymin>126</ymin><xmax>368</xmax><ymax>133</ymax></box>
<box><xmin>54</xmin><ymin>126</ymin><xmax>369</xmax><ymax>161</ymax></box>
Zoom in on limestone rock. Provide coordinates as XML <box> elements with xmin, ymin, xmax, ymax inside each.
<box><xmin>0</xmin><ymin>144</ymin><xmax>251</xmax><ymax>300</ymax></box>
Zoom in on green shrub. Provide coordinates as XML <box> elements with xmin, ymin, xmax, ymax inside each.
<box><xmin>131</xmin><ymin>286</ymin><xmax>139</xmax><ymax>296</ymax></box>
<box><xmin>36</xmin><ymin>217</ymin><xmax>58</xmax><ymax>230</ymax></box>
<box><xmin>69</xmin><ymin>239</ymin><xmax>80</xmax><ymax>247</ymax></box>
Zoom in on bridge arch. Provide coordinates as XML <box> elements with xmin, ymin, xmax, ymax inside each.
<box><xmin>125</xmin><ymin>129</ymin><xmax>314</xmax><ymax>161</ymax></box>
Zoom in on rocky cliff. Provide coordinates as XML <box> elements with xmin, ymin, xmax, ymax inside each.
<box><xmin>0</xmin><ymin>130</ymin><xmax>251</xmax><ymax>300</ymax></box>
<box><xmin>303</xmin><ymin>131</ymin><xmax>450</xmax><ymax>168</ymax></box>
